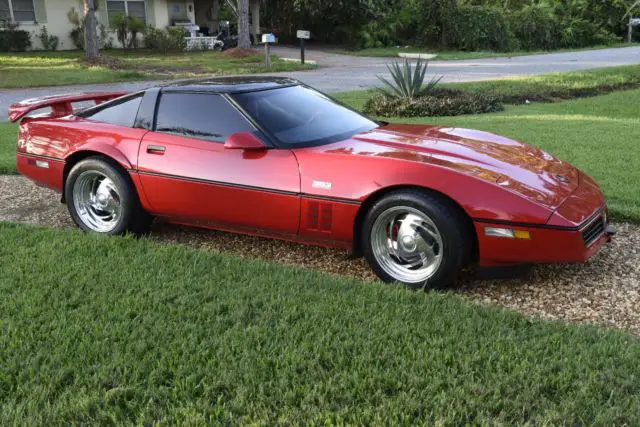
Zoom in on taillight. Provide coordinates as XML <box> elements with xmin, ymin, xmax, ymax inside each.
<box><xmin>17</xmin><ymin>121</ymin><xmax>29</xmax><ymax>153</ymax></box>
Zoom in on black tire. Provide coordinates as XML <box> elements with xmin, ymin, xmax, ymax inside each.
<box><xmin>361</xmin><ymin>190</ymin><xmax>472</xmax><ymax>290</ymax></box>
<box><xmin>65</xmin><ymin>157</ymin><xmax>152</xmax><ymax>235</ymax></box>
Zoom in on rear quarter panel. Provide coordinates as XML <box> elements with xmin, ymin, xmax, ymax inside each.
<box><xmin>17</xmin><ymin>117</ymin><xmax>147</xmax><ymax>192</ymax></box>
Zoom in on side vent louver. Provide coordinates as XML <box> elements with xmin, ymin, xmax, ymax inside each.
<box><xmin>320</xmin><ymin>204</ymin><xmax>333</xmax><ymax>231</ymax></box>
<box><xmin>307</xmin><ymin>201</ymin><xmax>320</xmax><ymax>229</ymax></box>
<box><xmin>306</xmin><ymin>201</ymin><xmax>333</xmax><ymax>232</ymax></box>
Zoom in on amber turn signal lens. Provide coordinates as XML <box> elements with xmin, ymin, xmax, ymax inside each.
<box><xmin>513</xmin><ymin>230</ymin><xmax>531</xmax><ymax>240</ymax></box>
<box><xmin>485</xmin><ymin>227</ymin><xmax>531</xmax><ymax>240</ymax></box>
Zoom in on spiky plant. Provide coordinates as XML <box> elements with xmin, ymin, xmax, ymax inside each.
<box><xmin>377</xmin><ymin>58</ymin><xmax>443</xmax><ymax>99</ymax></box>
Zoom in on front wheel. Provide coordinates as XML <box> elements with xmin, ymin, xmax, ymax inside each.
<box><xmin>65</xmin><ymin>157</ymin><xmax>152</xmax><ymax>235</ymax></box>
<box><xmin>362</xmin><ymin>190</ymin><xmax>472</xmax><ymax>289</ymax></box>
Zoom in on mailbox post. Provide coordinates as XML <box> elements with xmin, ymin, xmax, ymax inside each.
<box><xmin>297</xmin><ymin>30</ymin><xmax>311</xmax><ymax>65</ymax></box>
<box><xmin>262</xmin><ymin>33</ymin><xmax>276</xmax><ymax>68</ymax></box>
<box><xmin>630</xmin><ymin>17</ymin><xmax>640</xmax><ymax>43</ymax></box>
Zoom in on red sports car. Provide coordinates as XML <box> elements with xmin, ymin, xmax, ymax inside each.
<box><xmin>11</xmin><ymin>77</ymin><xmax>614</xmax><ymax>288</ymax></box>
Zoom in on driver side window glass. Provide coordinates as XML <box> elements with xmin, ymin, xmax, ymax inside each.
<box><xmin>155</xmin><ymin>93</ymin><xmax>257</xmax><ymax>143</ymax></box>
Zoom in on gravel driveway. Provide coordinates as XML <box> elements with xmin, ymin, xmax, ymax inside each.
<box><xmin>2</xmin><ymin>175</ymin><xmax>639</xmax><ymax>334</ymax></box>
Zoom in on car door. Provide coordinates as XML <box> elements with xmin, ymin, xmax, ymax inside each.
<box><xmin>136</xmin><ymin>91</ymin><xmax>301</xmax><ymax>235</ymax></box>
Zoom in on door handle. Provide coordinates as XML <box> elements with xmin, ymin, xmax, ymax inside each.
<box><xmin>147</xmin><ymin>145</ymin><xmax>166</xmax><ymax>155</ymax></box>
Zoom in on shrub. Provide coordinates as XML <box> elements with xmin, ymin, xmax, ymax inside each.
<box><xmin>511</xmin><ymin>5</ymin><xmax>564</xmax><ymax>51</ymax></box>
<box><xmin>127</xmin><ymin>16</ymin><xmax>145</xmax><ymax>48</ymax></box>
<box><xmin>363</xmin><ymin>88</ymin><xmax>503</xmax><ymax>117</ymax></box>
<box><xmin>450</xmin><ymin>5</ymin><xmax>515</xmax><ymax>52</ymax></box>
<box><xmin>111</xmin><ymin>12</ymin><xmax>129</xmax><ymax>48</ymax></box>
<box><xmin>144</xmin><ymin>27</ymin><xmax>188</xmax><ymax>52</ymax></box>
<box><xmin>357</xmin><ymin>20</ymin><xmax>399</xmax><ymax>49</ymax></box>
<box><xmin>110</xmin><ymin>12</ymin><xmax>145</xmax><ymax>48</ymax></box>
<box><xmin>377</xmin><ymin>58</ymin><xmax>442</xmax><ymax>99</ymax></box>
<box><xmin>67</xmin><ymin>6</ymin><xmax>84</xmax><ymax>49</ymax></box>
<box><xmin>69</xmin><ymin>28</ymin><xmax>82</xmax><ymax>49</ymax></box>
<box><xmin>142</xmin><ymin>27</ymin><xmax>162</xmax><ymax>50</ymax></box>
<box><xmin>558</xmin><ymin>17</ymin><xmax>620</xmax><ymax>48</ymax></box>
<box><xmin>37</xmin><ymin>26</ymin><xmax>59</xmax><ymax>51</ymax></box>
<box><xmin>0</xmin><ymin>19</ymin><xmax>31</xmax><ymax>52</ymax></box>
<box><xmin>102</xmin><ymin>27</ymin><xmax>114</xmax><ymax>50</ymax></box>
<box><xmin>407</xmin><ymin>0</ymin><xmax>459</xmax><ymax>48</ymax></box>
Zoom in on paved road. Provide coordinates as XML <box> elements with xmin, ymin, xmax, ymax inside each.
<box><xmin>2</xmin><ymin>46</ymin><xmax>640</xmax><ymax>120</ymax></box>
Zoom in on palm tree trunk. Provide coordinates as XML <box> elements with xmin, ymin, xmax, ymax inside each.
<box><xmin>84</xmin><ymin>0</ymin><xmax>99</xmax><ymax>59</ymax></box>
<box><xmin>237</xmin><ymin>0</ymin><xmax>251</xmax><ymax>49</ymax></box>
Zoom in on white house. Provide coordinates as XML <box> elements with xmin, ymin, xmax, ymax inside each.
<box><xmin>0</xmin><ymin>0</ymin><xmax>261</xmax><ymax>50</ymax></box>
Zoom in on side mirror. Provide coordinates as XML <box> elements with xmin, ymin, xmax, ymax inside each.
<box><xmin>224</xmin><ymin>132</ymin><xmax>266</xmax><ymax>150</ymax></box>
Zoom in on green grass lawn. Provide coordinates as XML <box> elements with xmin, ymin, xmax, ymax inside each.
<box><xmin>0</xmin><ymin>50</ymin><xmax>313</xmax><ymax>89</ymax></box>
<box><xmin>454</xmin><ymin>65</ymin><xmax>640</xmax><ymax>103</ymax></box>
<box><xmin>0</xmin><ymin>123</ymin><xmax>16</xmax><ymax>174</ymax></box>
<box><xmin>1</xmin><ymin>221</ymin><xmax>639</xmax><ymax>425</ymax></box>
<box><xmin>338</xmin><ymin>64</ymin><xmax>640</xmax><ymax>110</ymax></box>
<box><xmin>336</xmin><ymin>42</ymin><xmax>637</xmax><ymax>59</ymax></box>
<box><xmin>334</xmin><ymin>88</ymin><xmax>640</xmax><ymax>223</ymax></box>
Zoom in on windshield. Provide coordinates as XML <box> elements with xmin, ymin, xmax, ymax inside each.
<box><xmin>231</xmin><ymin>85</ymin><xmax>379</xmax><ymax>147</ymax></box>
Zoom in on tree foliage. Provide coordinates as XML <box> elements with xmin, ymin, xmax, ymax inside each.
<box><xmin>262</xmin><ymin>0</ymin><xmax>640</xmax><ymax>50</ymax></box>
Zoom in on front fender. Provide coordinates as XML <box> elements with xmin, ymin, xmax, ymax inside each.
<box><xmin>297</xmin><ymin>151</ymin><xmax>554</xmax><ymax>226</ymax></box>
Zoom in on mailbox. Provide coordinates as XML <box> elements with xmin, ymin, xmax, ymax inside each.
<box><xmin>262</xmin><ymin>33</ymin><xmax>276</xmax><ymax>44</ymax></box>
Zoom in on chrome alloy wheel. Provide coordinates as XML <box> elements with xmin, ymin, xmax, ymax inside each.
<box><xmin>72</xmin><ymin>171</ymin><xmax>122</xmax><ymax>232</ymax></box>
<box><xmin>370</xmin><ymin>206</ymin><xmax>444</xmax><ymax>284</ymax></box>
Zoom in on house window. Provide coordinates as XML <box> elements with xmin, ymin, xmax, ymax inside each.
<box><xmin>107</xmin><ymin>0</ymin><xmax>146</xmax><ymax>25</ymax></box>
<box><xmin>0</xmin><ymin>0</ymin><xmax>36</xmax><ymax>23</ymax></box>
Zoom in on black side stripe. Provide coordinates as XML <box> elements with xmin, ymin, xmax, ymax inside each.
<box><xmin>473</xmin><ymin>207</ymin><xmax>604</xmax><ymax>232</ymax></box>
<box><xmin>132</xmin><ymin>170</ymin><xmax>362</xmax><ymax>206</ymax></box>
<box><xmin>19</xmin><ymin>153</ymin><xmax>65</xmax><ymax>163</ymax></box>
<box><xmin>304</xmin><ymin>194</ymin><xmax>361</xmax><ymax>206</ymax></box>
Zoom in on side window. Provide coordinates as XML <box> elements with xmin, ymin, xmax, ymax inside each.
<box><xmin>154</xmin><ymin>93</ymin><xmax>257</xmax><ymax>143</ymax></box>
<box><xmin>83</xmin><ymin>95</ymin><xmax>143</xmax><ymax>128</ymax></box>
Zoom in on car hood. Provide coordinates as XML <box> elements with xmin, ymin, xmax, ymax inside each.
<box><xmin>346</xmin><ymin>123</ymin><xmax>579</xmax><ymax>209</ymax></box>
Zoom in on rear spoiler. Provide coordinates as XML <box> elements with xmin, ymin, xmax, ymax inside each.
<box><xmin>8</xmin><ymin>91</ymin><xmax>128</xmax><ymax>123</ymax></box>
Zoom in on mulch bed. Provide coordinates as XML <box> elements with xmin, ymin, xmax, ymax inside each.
<box><xmin>223</xmin><ymin>47</ymin><xmax>260</xmax><ymax>58</ymax></box>
<box><xmin>78</xmin><ymin>55</ymin><xmax>124</xmax><ymax>70</ymax></box>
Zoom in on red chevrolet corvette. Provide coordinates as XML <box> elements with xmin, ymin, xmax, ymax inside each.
<box><xmin>11</xmin><ymin>77</ymin><xmax>614</xmax><ymax>288</ymax></box>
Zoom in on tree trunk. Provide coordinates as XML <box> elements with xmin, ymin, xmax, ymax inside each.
<box><xmin>237</xmin><ymin>0</ymin><xmax>251</xmax><ymax>49</ymax></box>
<box><xmin>84</xmin><ymin>0</ymin><xmax>99</xmax><ymax>59</ymax></box>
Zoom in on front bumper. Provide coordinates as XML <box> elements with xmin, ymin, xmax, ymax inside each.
<box><xmin>475</xmin><ymin>209</ymin><xmax>612</xmax><ymax>267</ymax></box>
<box><xmin>475</xmin><ymin>171</ymin><xmax>612</xmax><ymax>267</ymax></box>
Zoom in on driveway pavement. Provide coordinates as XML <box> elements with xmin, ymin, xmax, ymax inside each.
<box><xmin>1</xmin><ymin>45</ymin><xmax>640</xmax><ymax>120</ymax></box>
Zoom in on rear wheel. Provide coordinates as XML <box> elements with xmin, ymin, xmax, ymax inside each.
<box><xmin>66</xmin><ymin>157</ymin><xmax>152</xmax><ymax>235</ymax></box>
<box><xmin>362</xmin><ymin>190</ymin><xmax>472</xmax><ymax>289</ymax></box>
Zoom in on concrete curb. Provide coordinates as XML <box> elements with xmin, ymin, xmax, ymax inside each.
<box><xmin>398</xmin><ymin>53</ymin><xmax>438</xmax><ymax>60</ymax></box>
<box><xmin>280</xmin><ymin>57</ymin><xmax>318</xmax><ymax>65</ymax></box>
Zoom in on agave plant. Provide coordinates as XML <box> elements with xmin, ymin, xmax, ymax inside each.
<box><xmin>377</xmin><ymin>58</ymin><xmax>443</xmax><ymax>99</ymax></box>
